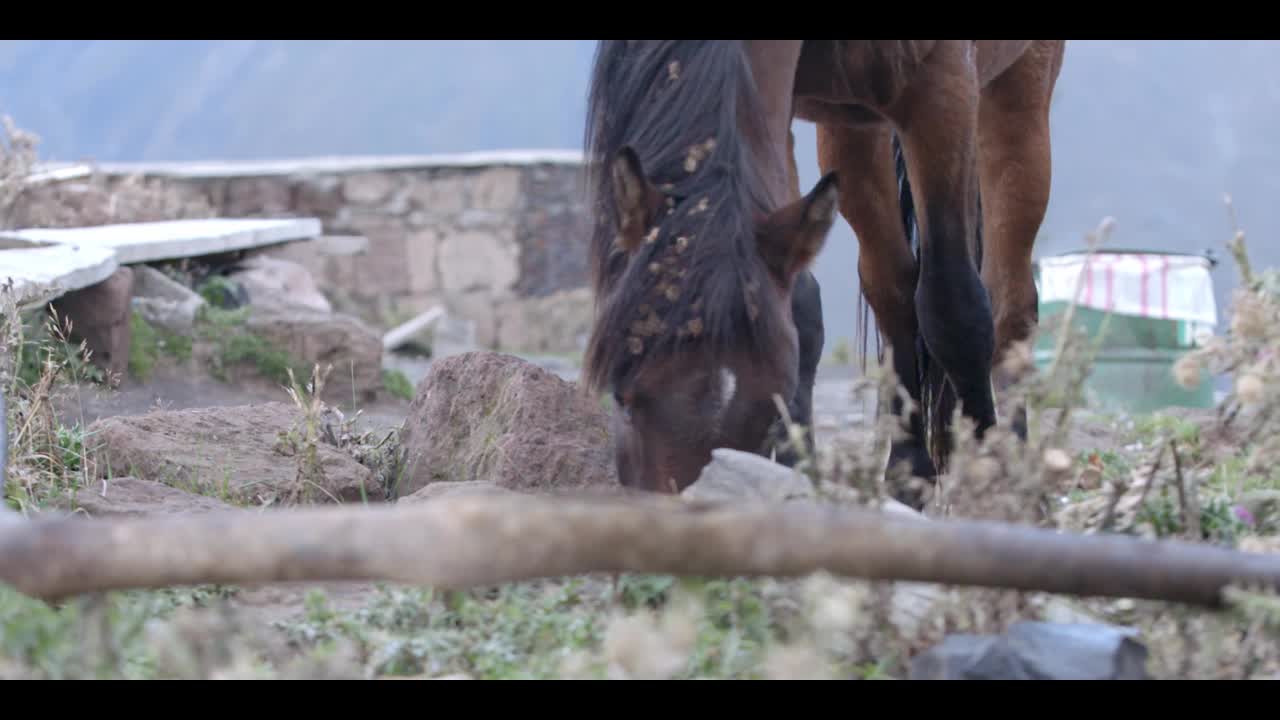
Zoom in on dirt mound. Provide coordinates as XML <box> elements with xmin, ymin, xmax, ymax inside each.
<box><xmin>397</xmin><ymin>351</ymin><xmax>616</xmax><ymax>497</ymax></box>
<box><xmin>86</xmin><ymin>402</ymin><xmax>379</xmax><ymax>506</ymax></box>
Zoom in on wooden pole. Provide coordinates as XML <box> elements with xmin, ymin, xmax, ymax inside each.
<box><xmin>0</xmin><ymin>492</ymin><xmax>1277</xmax><ymax>607</ymax></box>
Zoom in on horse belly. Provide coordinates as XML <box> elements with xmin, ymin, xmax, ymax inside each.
<box><xmin>793</xmin><ymin>98</ymin><xmax>885</xmax><ymax>128</ymax></box>
<box><xmin>793</xmin><ymin>40</ymin><xmax>935</xmax><ymax>110</ymax></box>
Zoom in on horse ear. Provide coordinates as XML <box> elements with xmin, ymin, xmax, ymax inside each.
<box><xmin>757</xmin><ymin>172</ymin><xmax>839</xmax><ymax>283</ymax></box>
<box><xmin>611</xmin><ymin>146</ymin><xmax>664</xmax><ymax>253</ymax></box>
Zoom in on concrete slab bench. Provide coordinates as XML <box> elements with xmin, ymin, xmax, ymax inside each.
<box><xmin>0</xmin><ymin>236</ymin><xmax>119</xmax><ymax>310</ymax></box>
<box><xmin>6</xmin><ymin>217</ymin><xmax>323</xmax><ymax>266</ymax></box>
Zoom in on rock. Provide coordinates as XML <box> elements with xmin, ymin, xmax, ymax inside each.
<box><xmin>85</xmin><ymin>402</ymin><xmax>379</xmax><ymax>506</ymax></box>
<box><xmin>444</xmin><ymin>289</ymin><xmax>498</xmax><ymax>350</ymax></box>
<box><xmin>131</xmin><ymin>265</ymin><xmax>207</xmax><ymax>334</ymax></box>
<box><xmin>69</xmin><ymin>477</ymin><xmax>241</xmax><ymax>517</ymax></box>
<box><xmin>310</xmin><ymin>235</ymin><xmax>369</xmax><ymax>257</ymax></box>
<box><xmin>49</xmin><ymin>265</ymin><xmax>135</xmax><ymax>381</ymax></box>
<box><xmin>457</xmin><ymin>209</ymin><xmax>504</xmax><ymax>229</ymax></box>
<box><xmin>293</xmin><ymin>176</ymin><xmax>346</xmax><ymax>216</ymax></box>
<box><xmin>429</xmin><ymin>310</ymin><xmax>478</xmax><ymax>359</ymax></box>
<box><xmin>437</xmin><ymin>230</ymin><xmax>519</xmax><ymax>294</ymax></box>
<box><xmin>396</xmin><ymin>351</ymin><xmax>615</xmax><ymax>497</ymax></box>
<box><xmin>344</xmin><ymin>217</ymin><xmax>412</xmax><ymax>296</ymax></box>
<box><xmin>343</xmin><ymin>172</ymin><xmax>397</xmax><ymax>206</ymax></box>
<box><xmin>405</xmin><ymin>229</ymin><xmax>441</xmax><ymax>294</ymax></box>
<box><xmin>383</xmin><ymin>187</ymin><xmax>411</xmax><ymax>215</ymax></box>
<box><xmin>495</xmin><ymin>287</ymin><xmax>593</xmax><ymax>355</ymax></box>
<box><xmin>397</xmin><ymin>481</ymin><xmax>521</xmax><ymax>505</ymax></box>
<box><xmin>229</xmin><ymin>256</ymin><xmax>333</xmax><ymax>315</ymax></box>
<box><xmin>908</xmin><ymin>621</ymin><xmax>1150</xmax><ymax>680</ymax></box>
<box><xmin>682</xmin><ymin>448</ymin><xmax>922</xmax><ymax>517</ymax></box>
<box><xmin>245</xmin><ymin>307</ymin><xmax>383</xmax><ymax>403</ymax></box>
<box><xmin>469</xmin><ymin>167</ymin><xmax>522</xmax><ymax>211</ymax></box>
<box><xmin>682</xmin><ymin>448</ymin><xmax>816</xmax><ymax>505</ymax></box>
<box><xmin>225</xmin><ymin>177</ymin><xmax>294</xmax><ymax>216</ymax></box>
<box><xmin>406</xmin><ymin>174</ymin><xmax>466</xmax><ymax>216</ymax></box>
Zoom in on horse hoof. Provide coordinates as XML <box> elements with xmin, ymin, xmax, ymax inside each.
<box><xmin>884</xmin><ymin>445</ymin><xmax>937</xmax><ymax>512</ymax></box>
<box><xmin>1012</xmin><ymin>406</ymin><xmax>1029</xmax><ymax>443</ymax></box>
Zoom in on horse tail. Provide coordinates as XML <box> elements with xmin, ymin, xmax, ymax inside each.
<box><xmin>890</xmin><ymin>132</ymin><xmax>983</xmax><ymax>475</ymax></box>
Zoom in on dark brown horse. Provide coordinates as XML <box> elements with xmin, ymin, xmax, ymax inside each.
<box><xmin>583</xmin><ymin>41</ymin><xmax>1065</xmax><ymax>506</ymax></box>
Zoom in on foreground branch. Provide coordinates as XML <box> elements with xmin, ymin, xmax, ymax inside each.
<box><xmin>0</xmin><ymin>492</ymin><xmax>1278</xmax><ymax>607</ymax></box>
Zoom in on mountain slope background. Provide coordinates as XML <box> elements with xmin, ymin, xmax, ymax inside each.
<box><xmin>3</xmin><ymin>39</ymin><xmax>1276</xmax><ymax>349</ymax></box>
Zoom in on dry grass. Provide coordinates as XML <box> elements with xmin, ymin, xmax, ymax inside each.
<box><xmin>275</xmin><ymin>362</ymin><xmax>405</xmax><ymax>505</ymax></box>
<box><xmin>0</xmin><ymin>284</ymin><xmax>99</xmax><ymax>516</ymax></box>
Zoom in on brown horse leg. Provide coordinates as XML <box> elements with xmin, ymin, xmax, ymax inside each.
<box><xmin>894</xmin><ymin>43</ymin><xmax>997</xmax><ymax>450</ymax></box>
<box><xmin>816</xmin><ymin>122</ymin><xmax>936</xmax><ymax>492</ymax></box>
<box><xmin>977</xmin><ymin>41</ymin><xmax>1064</xmax><ymax>441</ymax></box>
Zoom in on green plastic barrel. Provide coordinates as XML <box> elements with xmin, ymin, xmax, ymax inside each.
<box><xmin>1031</xmin><ymin>249</ymin><xmax>1217</xmax><ymax>414</ymax></box>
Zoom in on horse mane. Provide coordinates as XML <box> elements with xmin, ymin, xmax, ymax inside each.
<box><xmin>581</xmin><ymin>40</ymin><xmax>786</xmax><ymax>396</ymax></box>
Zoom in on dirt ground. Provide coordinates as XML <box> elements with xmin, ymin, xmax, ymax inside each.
<box><xmin>39</xmin><ymin>349</ymin><xmax>1223</xmax><ymax>677</ymax></box>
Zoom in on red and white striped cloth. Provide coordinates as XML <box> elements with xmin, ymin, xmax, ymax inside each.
<box><xmin>1037</xmin><ymin>252</ymin><xmax>1218</xmax><ymax>327</ymax></box>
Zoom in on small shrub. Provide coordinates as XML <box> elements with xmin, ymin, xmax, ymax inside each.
<box><xmin>381</xmin><ymin>369</ymin><xmax>414</xmax><ymax>401</ymax></box>
<box><xmin>196</xmin><ymin>276</ymin><xmax>243</xmax><ymax>309</ymax></box>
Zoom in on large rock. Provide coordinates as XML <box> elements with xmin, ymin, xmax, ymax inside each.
<box><xmin>229</xmin><ymin>255</ymin><xmax>333</xmax><ymax>315</ymax></box>
<box><xmin>908</xmin><ymin>621</ymin><xmax>1150</xmax><ymax>680</ymax></box>
<box><xmin>682</xmin><ymin>449</ymin><xmax>817</xmax><ymax>505</ymax></box>
<box><xmin>131</xmin><ymin>264</ymin><xmax>207</xmax><ymax>334</ymax></box>
<box><xmin>396</xmin><ymin>351</ymin><xmax>615</xmax><ymax>497</ymax></box>
<box><xmin>85</xmin><ymin>402</ymin><xmax>379</xmax><ymax>506</ymax></box>
<box><xmin>245</xmin><ymin>307</ymin><xmax>383</xmax><ymax>403</ymax></box>
<box><xmin>49</xmin><ymin>265</ymin><xmax>134</xmax><ymax>381</ymax></box>
<box><xmin>682</xmin><ymin>448</ymin><xmax>921</xmax><ymax>517</ymax></box>
<box><xmin>69</xmin><ymin>477</ymin><xmax>240</xmax><ymax>517</ymax></box>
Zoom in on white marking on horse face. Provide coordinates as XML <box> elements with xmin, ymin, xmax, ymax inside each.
<box><xmin>719</xmin><ymin>367</ymin><xmax>738</xmax><ymax>406</ymax></box>
<box><xmin>707</xmin><ymin>366</ymin><xmax>738</xmax><ymax>437</ymax></box>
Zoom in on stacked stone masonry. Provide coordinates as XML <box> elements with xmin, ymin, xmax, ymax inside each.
<box><xmin>14</xmin><ymin>153</ymin><xmax>595</xmax><ymax>356</ymax></box>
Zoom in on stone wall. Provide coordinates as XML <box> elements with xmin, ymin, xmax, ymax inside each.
<box><xmin>18</xmin><ymin>151</ymin><xmax>595</xmax><ymax>356</ymax></box>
